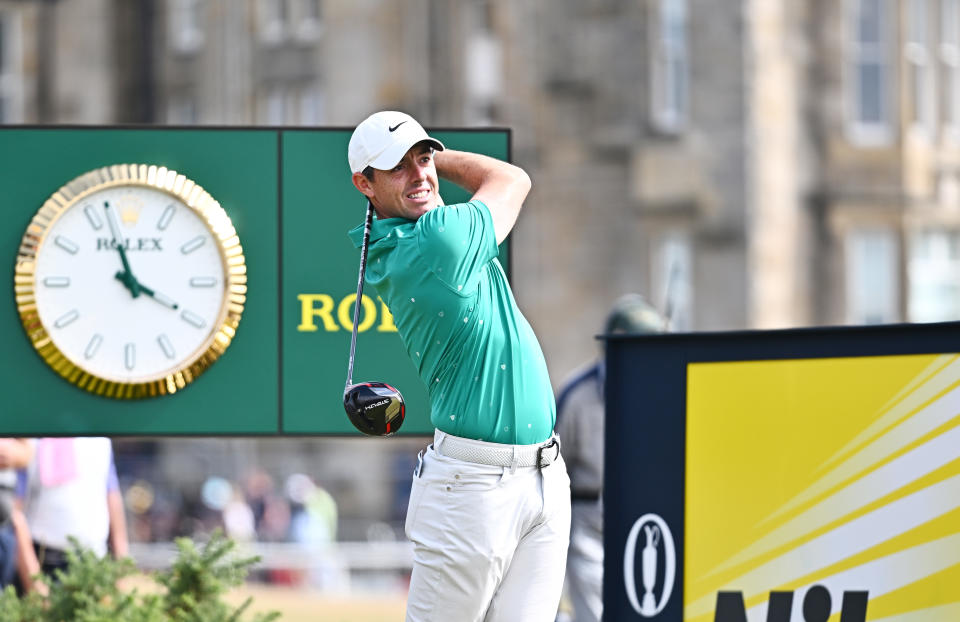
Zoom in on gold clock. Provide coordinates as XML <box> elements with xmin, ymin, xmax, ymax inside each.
<box><xmin>14</xmin><ymin>164</ymin><xmax>247</xmax><ymax>399</ymax></box>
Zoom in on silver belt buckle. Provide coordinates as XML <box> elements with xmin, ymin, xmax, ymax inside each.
<box><xmin>536</xmin><ymin>437</ymin><xmax>560</xmax><ymax>469</ymax></box>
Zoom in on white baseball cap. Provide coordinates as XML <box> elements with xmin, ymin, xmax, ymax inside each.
<box><xmin>348</xmin><ymin>111</ymin><xmax>445</xmax><ymax>174</ymax></box>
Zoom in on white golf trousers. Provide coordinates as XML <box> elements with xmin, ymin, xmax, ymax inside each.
<box><xmin>404</xmin><ymin>431</ymin><xmax>572</xmax><ymax>622</ymax></box>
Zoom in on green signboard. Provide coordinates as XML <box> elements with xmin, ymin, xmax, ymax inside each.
<box><xmin>2</xmin><ymin>127</ymin><xmax>509</xmax><ymax>436</ymax></box>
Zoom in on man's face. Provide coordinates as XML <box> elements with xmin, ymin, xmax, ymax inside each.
<box><xmin>352</xmin><ymin>142</ymin><xmax>440</xmax><ymax>220</ymax></box>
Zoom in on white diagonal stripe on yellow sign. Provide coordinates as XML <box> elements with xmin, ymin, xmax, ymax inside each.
<box><xmin>685</xmin><ymin>473</ymin><xmax>960</xmax><ymax>619</ymax></box>
<box><xmin>758</xmin><ymin>380</ymin><xmax>960</xmax><ymax>526</ymax></box>
<box><xmin>818</xmin><ymin>354</ymin><xmax>957</xmax><ymax>472</ymax></box>
<box><xmin>706</xmin><ymin>421</ymin><xmax>960</xmax><ymax>577</ymax></box>
<box><xmin>742</xmin><ymin>535</ymin><xmax>960</xmax><ymax>622</ymax></box>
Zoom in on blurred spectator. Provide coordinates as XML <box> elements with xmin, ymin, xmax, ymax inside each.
<box><xmin>287</xmin><ymin>473</ymin><xmax>333</xmax><ymax>544</ymax></box>
<box><xmin>239</xmin><ymin>468</ymin><xmax>289</xmax><ymax>543</ymax></box>
<box><xmin>243</xmin><ymin>468</ymin><xmax>274</xmax><ymax>534</ymax></box>
<box><xmin>14</xmin><ymin>438</ymin><xmax>128</xmax><ymax>593</ymax></box>
<box><xmin>259</xmin><ymin>494</ymin><xmax>291</xmax><ymax>543</ymax></box>
<box><xmin>0</xmin><ymin>440</ymin><xmax>33</xmax><ymax>589</ymax></box>
<box><xmin>554</xmin><ymin>295</ymin><xmax>666</xmax><ymax>622</ymax></box>
<box><xmin>222</xmin><ymin>484</ymin><xmax>256</xmax><ymax>543</ymax></box>
<box><xmin>286</xmin><ymin>473</ymin><xmax>346</xmax><ymax>590</ymax></box>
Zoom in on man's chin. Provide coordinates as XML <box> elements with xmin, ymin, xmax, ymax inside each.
<box><xmin>406</xmin><ymin>199</ymin><xmax>439</xmax><ymax>217</ymax></box>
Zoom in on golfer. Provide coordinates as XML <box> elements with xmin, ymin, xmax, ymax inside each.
<box><xmin>347</xmin><ymin>111</ymin><xmax>571</xmax><ymax>622</ymax></box>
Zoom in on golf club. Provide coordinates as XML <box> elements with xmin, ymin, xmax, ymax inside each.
<box><xmin>343</xmin><ymin>200</ymin><xmax>405</xmax><ymax>436</ymax></box>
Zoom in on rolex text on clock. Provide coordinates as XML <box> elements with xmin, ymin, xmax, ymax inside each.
<box><xmin>14</xmin><ymin>164</ymin><xmax>247</xmax><ymax>399</ymax></box>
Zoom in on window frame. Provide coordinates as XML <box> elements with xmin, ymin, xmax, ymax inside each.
<box><xmin>291</xmin><ymin>0</ymin><xmax>323</xmax><ymax>43</ymax></box>
<box><xmin>168</xmin><ymin>0</ymin><xmax>205</xmax><ymax>54</ymax></box>
<box><xmin>845</xmin><ymin>0</ymin><xmax>895</xmax><ymax>146</ymax></box>
<box><xmin>941</xmin><ymin>0</ymin><xmax>960</xmax><ymax>139</ymax></box>
<box><xmin>649</xmin><ymin>0</ymin><xmax>689</xmax><ymax>134</ymax></box>
<box><xmin>844</xmin><ymin>228</ymin><xmax>901</xmax><ymax>325</ymax></box>
<box><xmin>905</xmin><ymin>0</ymin><xmax>937</xmax><ymax>136</ymax></box>
<box><xmin>908</xmin><ymin>228</ymin><xmax>960</xmax><ymax>322</ymax></box>
<box><xmin>0</xmin><ymin>9</ymin><xmax>23</xmax><ymax>123</ymax></box>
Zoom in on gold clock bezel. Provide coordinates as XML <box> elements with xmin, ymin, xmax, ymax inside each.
<box><xmin>14</xmin><ymin>163</ymin><xmax>247</xmax><ymax>399</ymax></box>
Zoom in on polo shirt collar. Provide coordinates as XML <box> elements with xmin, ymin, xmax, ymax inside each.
<box><xmin>347</xmin><ymin>216</ymin><xmax>411</xmax><ymax>248</ymax></box>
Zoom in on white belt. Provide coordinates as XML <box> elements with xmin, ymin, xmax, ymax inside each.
<box><xmin>434</xmin><ymin>430</ymin><xmax>561</xmax><ymax>469</ymax></box>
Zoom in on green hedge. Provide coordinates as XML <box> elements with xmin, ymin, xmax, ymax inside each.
<box><xmin>0</xmin><ymin>531</ymin><xmax>280</xmax><ymax>622</ymax></box>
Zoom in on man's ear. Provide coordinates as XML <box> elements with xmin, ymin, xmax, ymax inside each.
<box><xmin>352</xmin><ymin>172</ymin><xmax>375</xmax><ymax>199</ymax></box>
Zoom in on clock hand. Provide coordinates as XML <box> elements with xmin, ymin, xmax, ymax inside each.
<box><xmin>114</xmin><ymin>269</ymin><xmax>141</xmax><ymax>295</ymax></box>
<box><xmin>104</xmin><ymin>201</ymin><xmax>140</xmax><ymax>298</ymax></box>
<box><xmin>137</xmin><ymin>282</ymin><xmax>180</xmax><ymax>310</ymax></box>
<box><xmin>110</xmin><ymin>268</ymin><xmax>179</xmax><ymax>310</ymax></box>
<box><xmin>110</xmin><ymin>269</ymin><xmax>179</xmax><ymax>309</ymax></box>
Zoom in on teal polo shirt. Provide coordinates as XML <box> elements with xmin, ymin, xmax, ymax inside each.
<box><xmin>348</xmin><ymin>200</ymin><xmax>555</xmax><ymax>445</ymax></box>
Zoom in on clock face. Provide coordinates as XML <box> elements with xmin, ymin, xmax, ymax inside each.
<box><xmin>15</xmin><ymin>164</ymin><xmax>246</xmax><ymax>398</ymax></box>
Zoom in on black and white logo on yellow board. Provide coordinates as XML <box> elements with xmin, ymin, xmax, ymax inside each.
<box><xmin>624</xmin><ymin>512</ymin><xmax>677</xmax><ymax>617</ymax></box>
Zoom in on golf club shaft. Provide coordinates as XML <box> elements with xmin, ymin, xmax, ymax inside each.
<box><xmin>346</xmin><ymin>201</ymin><xmax>375</xmax><ymax>388</ymax></box>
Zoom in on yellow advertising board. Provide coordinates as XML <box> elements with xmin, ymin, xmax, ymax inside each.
<box><xmin>604</xmin><ymin>326</ymin><xmax>960</xmax><ymax>621</ymax></box>
<box><xmin>686</xmin><ymin>353</ymin><xmax>960</xmax><ymax>621</ymax></box>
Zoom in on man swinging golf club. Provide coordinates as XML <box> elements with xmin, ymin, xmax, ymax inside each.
<box><xmin>346</xmin><ymin>111</ymin><xmax>571</xmax><ymax>622</ymax></box>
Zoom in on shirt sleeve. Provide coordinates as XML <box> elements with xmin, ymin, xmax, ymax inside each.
<box><xmin>416</xmin><ymin>200</ymin><xmax>499</xmax><ymax>293</ymax></box>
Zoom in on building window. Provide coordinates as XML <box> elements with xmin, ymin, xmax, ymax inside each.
<box><xmin>166</xmin><ymin>94</ymin><xmax>198</xmax><ymax>125</ymax></box>
<box><xmin>464</xmin><ymin>34</ymin><xmax>502</xmax><ymax>124</ymax></box>
<box><xmin>906</xmin><ymin>0</ymin><xmax>935</xmax><ymax>134</ymax></box>
<box><xmin>168</xmin><ymin>0</ymin><xmax>205</xmax><ymax>54</ymax></box>
<box><xmin>942</xmin><ymin>0</ymin><xmax>960</xmax><ymax>137</ymax></box>
<box><xmin>297</xmin><ymin>84</ymin><xmax>324</xmax><ymax>125</ymax></box>
<box><xmin>649</xmin><ymin>0</ymin><xmax>688</xmax><ymax>133</ymax></box>
<box><xmin>462</xmin><ymin>0</ymin><xmax>501</xmax><ymax>124</ymax></box>
<box><xmin>258</xmin><ymin>86</ymin><xmax>302</xmax><ymax>125</ymax></box>
<box><xmin>846</xmin><ymin>0</ymin><xmax>893</xmax><ymax>144</ymax></box>
<box><xmin>256</xmin><ymin>84</ymin><xmax>326</xmax><ymax>125</ymax></box>
<box><xmin>909</xmin><ymin>229</ymin><xmax>960</xmax><ymax>321</ymax></box>
<box><xmin>291</xmin><ymin>0</ymin><xmax>322</xmax><ymax>42</ymax></box>
<box><xmin>0</xmin><ymin>10</ymin><xmax>23</xmax><ymax>123</ymax></box>
<box><xmin>653</xmin><ymin>232</ymin><xmax>693</xmax><ymax>331</ymax></box>
<box><xmin>845</xmin><ymin>229</ymin><xmax>899</xmax><ymax>324</ymax></box>
<box><xmin>258</xmin><ymin>0</ymin><xmax>289</xmax><ymax>45</ymax></box>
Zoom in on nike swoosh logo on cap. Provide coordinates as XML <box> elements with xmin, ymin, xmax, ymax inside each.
<box><xmin>388</xmin><ymin>121</ymin><xmax>407</xmax><ymax>132</ymax></box>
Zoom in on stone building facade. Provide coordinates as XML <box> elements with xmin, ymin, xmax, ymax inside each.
<box><xmin>1</xmin><ymin>0</ymin><xmax>957</xmax><ymax>383</ymax></box>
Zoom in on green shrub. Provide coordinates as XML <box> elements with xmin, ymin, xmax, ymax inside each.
<box><xmin>0</xmin><ymin>531</ymin><xmax>280</xmax><ymax>622</ymax></box>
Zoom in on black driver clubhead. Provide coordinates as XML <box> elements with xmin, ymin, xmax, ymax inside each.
<box><xmin>343</xmin><ymin>382</ymin><xmax>406</xmax><ymax>436</ymax></box>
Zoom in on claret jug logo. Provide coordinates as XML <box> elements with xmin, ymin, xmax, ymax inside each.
<box><xmin>624</xmin><ymin>513</ymin><xmax>676</xmax><ymax>617</ymax></box>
